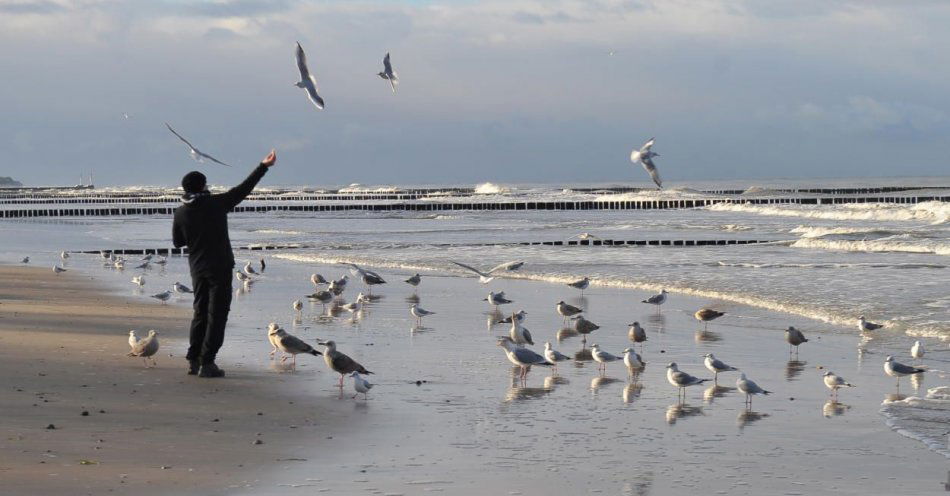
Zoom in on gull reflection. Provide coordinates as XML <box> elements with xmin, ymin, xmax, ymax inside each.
<box><xmin>666</xmin><ymin>403</ymin><xmax>703</xmax><ymax>425</ymax></box>
<box><xmin>695</xmin><ymin>329</ymin><xmax>721</xmax><ymax>343</ymax></box>
<box><xmin>405</xmin><ymin>293</ymin><xmax>421</xmax><ymax>305</ymax></box>
<box><xmin>544</xmin><ymin>375</ymin><xmax>569</xmax><ymax>390</ymax></box>
<box><xmin>574</xmin><ymin>347</ymin><xmax>593</xmax><ymax>362</ymax></box>
<box><xmin>822</xmin><ymin>400</ymin><xmax>851</xmax><ymax>417</ymax></box>
<box><xmin>556</xmin><ymin>327</ymin><xmax>578</xmax><ymax>343</ymax></box>
<box><xmin>568</xmin><ymin>295</ymin><xmax>589</xmax><ymax>310</ymax></box>
<box><xmin>703</xmin><ymin>384</ymin><xmax>734</xmax><ymax>405</ymax></box>
<box><xmin>911</xmin><ymin>373</ymin><xmax>924</xmax><ymax>392</ymax></box>
<box><xmin>590</xmin><ymin>376</ymin><xmax>620</xmax><ymax>393</ymax></box>
<box><xmin>646</xmin><ymin>312</ymin><xmax>666</xmax><ymax>332</ymax></box>
<box><xmin>622</xmin><ymin>382</ymin><xmax>643</xmax><ymax>404</ymax></box>
<box><xmin>737</xmin><ymin>410</ymin><xmax>769</xmax><ymax>430</ymax></box>
<box><xmin>884</xmin><ymin>392</ymin><xmax>906</xmax><ymax>402</ymax></box>
<box><xmin>785</xmin><ymin>360</ymin><xmax>806</xmax><ymax>381</ymax></box>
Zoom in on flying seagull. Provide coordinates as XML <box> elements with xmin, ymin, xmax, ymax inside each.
<box><xmin>165</xmin><ymin>123</ymin><xmax>232</xmax><ymax>167</ymax></box>
<box><xmin>377</xmin><ymin>52</ymin><xmax>398</xmax><ymax>93</ymax></box>
<box><xmin>294</xmin><ymin>41</ymin><xmax>325</xmax><ymax>110</ymax></box>
<box><xmin>630</xmin><ymin>137</ymin><xmax>662</xmax><ymax>189</ymax></box>
<box><xmin>451</xmin><ymin>260</ymin><xmax>524</xmax><ymax>284</ymax></box>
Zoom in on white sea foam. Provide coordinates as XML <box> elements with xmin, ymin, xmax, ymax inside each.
<box><xmin>708</xmin><ymin>201</ymin><xmax>950</xmax><ymax>225</ymax></box>
<box><xmin>880</xmin><ymin>387</ymin><xmax>950</xmax><ymax>459</ymax></box>
<box><xmin>473</xmin><ymin>182</ymin><xmax>511</xmax><ymax>195</ymax></box>
<box><xmin>791</xmin><ymin>237</ymin><xmax>950</xmax><ymax>256</ymax></box>
<box><xmin>789</xmin><ymin>225</ymin><xmax>897</xmax><ymax>238</ymax></box>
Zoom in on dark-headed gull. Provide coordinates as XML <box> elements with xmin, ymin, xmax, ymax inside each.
<box><xmin>377</xmin><ymin>52</ymin><xmax>398</xmax><ymax>94</ymax></box>
<box><xmin>295</xmin><ymin>41</ymin><xmax>325</xmax><ymax>110</ymax></box>
<box><xmin>630</xmin><ymin>137</ymin><xmax>662</xmax><ymax>189</ymax></box>
<box><xmin>165</xmin><ymin>123</ymin><xmax>232</xmax><ymax>167</ymax></box>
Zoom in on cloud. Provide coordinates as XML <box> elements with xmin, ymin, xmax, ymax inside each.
<box><xmin>794</xmin><ymin>96</ymin><xmax>948</xmax><ymax>137</ymax></box>
<box><xmin>0</xmin><ymin>0</ymin><xmax>65</xmax><ymax>14</ymax></box>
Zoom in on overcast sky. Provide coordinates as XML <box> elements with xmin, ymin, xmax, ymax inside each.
<box><xmin>2</xmin><ymin>0</ymin><xmax>949</xmax><ymax>187</ymax></box>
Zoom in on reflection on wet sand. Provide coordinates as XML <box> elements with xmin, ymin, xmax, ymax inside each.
<box><xmin>737</xmin><ymin>410</ymin><xmax>769</xmax><ymax>429</ymax></box>
<box><xmin>703</xmin><ymin>384</ymin><xmax>735</xmax><ymax>405</ymax></box>
<box><xmin>405</xmin><ymin>293</ymin><xmax>420</xmax><ymax>305</ymax></box>
<box><xmin>622</xmin><ymin>382</ymin><xmax>643</xmax><ymax>404</ymax></box>
<box><xmin>544</xmin><ymin>375</ymin><xmax>569</xmax><ymax>389</ymax></box>
<box><xmin>884</xmin><ymin>392</ymin><xmax>907</xmax><ymax>402</ymax></box>
<box><xmin>785</xmin><ymin>360</ymin><xmax>806</xmax><ymax>381</ymax></box>
<box><xmin>410</xmin><ymin>324</ymin><xmax>434</xmax><ymax>334</ymax></box>
<box><xmin>573</xmin><ymin>348</ymin><xmax>593</xmax><ymax>362</ymax></box>
<box><xmin>556</xmin><ymin>327</ymin><xmax>578</xmax><ymax>342</ymax></box>
<box><xmin>645</xmin><ymin>313</ymin><xmax>666</xmax><ymax>332</ymax></box>
<box><xmin>486</xmin><ymin>309</ymin><xmax>503</xmax><ymax>329</ymax></box>
<box><xmin>695</xmin><ymin>329</ymin><xmax>721</xmax><ymax>343</ymax></box>
<box><xmin>822</xmin><ymin>400</ymin><xmax>851</xmax><ymax>417</ymax></box>
<box><xmin>911</xmin><ymin>373</ymin><xmax>924</xmax><ymax>392</ymax></box>
<box><xmin>590</xmin><ymin>376</ymin><xmax>620</xmax><ymax>392</ymax></box>
<box><xmin>269</xmin><ymin>359</ymin><xmax>295</xmax><ymax>374</ymax></box>
<box><xmin>666</xmin><ymin>403</ymin><xmax>703</xmax><ymax>424</ymax></box>
<box><xmin>568</xmin><ymin>295</ymin><xmax>589</xmax><ymax>311</ymax></box>
<box><xmin>505</xmin><ymin>367</ymin><xmax>553</xmax><ymax>401</ymax></box>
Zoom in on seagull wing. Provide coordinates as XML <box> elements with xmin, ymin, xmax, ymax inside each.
<box><xmin>295</xmin><ymin>42</ymin><xmax>311</xmax><ymax>80</ymax></box>
<box><xmin>165</xmin><ymin>123</ymin><xmax>198</xmax><ymax>153</ymax></box>
<box><xmin>197</xmin><ymin>150</ymin><xmax>232</xmax><ymax>167</ymax></box>
<box><xmin>640</xmin><ymin>137</ymin><xmax>655</xmax><ymax>154</ymax></box>
<box><xmin>451</xmin><ymin>261</ymin><xmax>490</xmax><ymax>279</ymax></box>
<box><xmin>383</xmin><ymin>52</ymin><xmax>393</xmax><ymax>75</ymax></box>
<box><xmin>641</xmin><ymin>156</ymin><xmax>662</xmax><ymax>188</ymax></box>
<box><xmin>279</xmin><ymin>333</ymin><xmax>318</xmax><ymax>354</ymax></box>
<box><xmin>389</xmin><ymin>76</ymin><xmax>397</xmax><ymax>94</ymax></box>
<box><xmin>347</xmin><ymin>263</ymin><xmax>368</xmax><ymax>277</ymax></box>
<box><xmin>295</xmin><ymin>42</ymin><xmax>324</xmax><ymax>110</ymax></box>
<box><xmin>488</xmin><ymin>261</ymin><xmax>524</xmax><ymax>274</ymax></box>
<box><xmin>513</xmin><ymin>347</ymin><xmax>546</xmax><ymax>365</ymax></box>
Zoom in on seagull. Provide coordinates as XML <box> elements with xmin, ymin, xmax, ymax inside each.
<box><xmin>590</xmin><ymin>344</ymin><xmax>621</xmax><ymax>374</ymax></box>
<box><xmin>128</xmin><ymin>330</ymin><xmax>139</xmax><ymax>348</ymax></box>
<box><xmin>266</xmin><ymin>323</ymin><xmax>282</xmax><ymax>359</ymax></box>
<box><xmin>451</xmin><ymin>260</ymin><xmax>524</xmax><ymax>284</ymax></box>
<box><xmin>509</xmin><ymin>314</ymin><xmax>533</xmax><ymax>346</ymax></box>
<box><xmin>572</xmin><ymin>315</ymin><xmax>600</xmax><ymax>339</ymax></box>
<box><xmin>294</xmin><ymin>41</ymin><xmax>325</xmax><ymax>110</ymax></box>
<box><xmin>60</xmin><ymin>251</ymin><xmax>69</xmax><ymax>259</ymax></box>
<box><xmin>114</xmin><ymin>259</ymin><xmax>125</xmax><ymax>269</ymax></box>
<box><xmin>244</xmin><ymin>261</ymin><xmax>258</xmax><ymax>276</ymax></box>
<box><xmin>377</xmin><ymin>52</ymin><xmax>398</xmax><ymax>94</ymax></box>
<box><xmin>496</xmin><ymin>336</ymin><xmax>551</xmax><ymax>381</ymax></box>
<box><xmin>630</xmin><ymin>137</ymin><xmax>662</xmax><ymax>189</ymax></box>
<box><xmin>328</xmin><ymin>275</ymin><xmax>348</xmax><ymax>296</ymax></box>
<box><xmin>270</xmin><ymin>326</ymin><xmax>322</xmax><ymax>370</ymax></box>
<box><xmin>543</xmin><ymin>342</ymin><xmax>571</xmax><ymax>373</ymax></box>
<box><xmin>736</xmin><ymin>373</ymin><xmax>770</xmax><ymax>408</ymax></box>
<box><xmin>165</xmin><ymin>123</ymin><xmax>232</xmax><ymax>167</ymax></box>
<box><xmin>306</xmin><ymin>290</ymin><xmax>333</xmax><ymax>307</ymax></box>
<box><xmin>642</xmin><ymin>289</ymin><xmax>668</xmax><ymax>313</ymax></box>
<box><xmin>409</xmin><ymin>303</ymin><xmax>435</xmax><ymax>324</ymax></box>
<box><xmin>311</xmin><ymin>273</ymin><xmax>328</xmax><ymax>286</ymax></box>
<box><xmin>666</xmin><ymin>362</ymin><xmax>709</xmax><ymax>400</ymax></box>
<box><xmin>404</xmin><ymin>273</ymin><xmax>422</xmax><ymax>287</ymax></box>
<box><xmin>173</xmin><ymin>281</ymin><xmax>193</xmax><ymax>294</ymax></box>
<box><xmin>292</xmin><ymin>299</ymin><xmax>303</xmax><ymax>314</ymax></box>
<box><xmin>154</xmin><ymin>256</ymin><xmax>168</xmax><ymax>266</ymax></box>
<box><xmin>822</xmin><ymin>371</ymin><xmax>854</xmax><ymax>401</ymax></box>
<box><xmin>127</xmin><ymin>330</ymin><xmax>159</xmax><ymax>368</ymax></box>
<box><xmin>622</xmin><ymin>348</ymin><xmax>646</xmax><ymax>373</ymax></box>
<box><xmin>573</xmin><ymin>233</ymin><xmax>600</xmax><ymax>241</ymax></box>
<box><xmin>131</xmin><ymin>275</ymin><xmax>145</xmax><ymax>286</ymax></box>
<box><xmin>320</xmin><ymin>340</ymin><xmax>373</xmax><ymax>387</ymax></box>
<box><xmin>341</xmin><ymin>293</ymin><xmax>367</xmax><ymax>314</ymax></box>
<box><xmin>150</xmin><ymin>291</ymin><xmax>172</xmax><ymax>304</ymax></box>
<box><xmin>694</xmin><ymin>308</ymin><xmax>725</xmax><ymax>330</ymax></box>
<box><xmin>351</xmin><ymin>372</ymin><xmax>374</xmax><ymax>400</ymax></box>
<box><xmin>911</xmin><ymin>340</ymin><xmax>924</xmax><ymax>360</ymax></box>
<box><xmin>628</xmin><ymin>322</ymin><xmax>647</xmax><ymax>348</ymax></box>
<box><xmin>703</xmin><ymin>353</ymin><xmax>739</xmax><ymax>383</ymax></box>
<box><xmin>556</xmin><ymin>301</ymin><xmax>583</xmax><ymax>323</ymax></box>
<box><xmin>785</xmin><ymin>326</ymin><xmax>808</xmax><ymax>354</ymax></box>
<box><xmin>21</xmin><ymin>256</ymin><xmax>29</xmax><ymax>264</ymax></box>
<box><xmin>348</xmin><ymin>263</ymin><xmax>386</xmax><ymax>293</ymax></box>
<box><xmin>141</xmin><ymin>254</ymin><xmax>153</xmax><ymax>262</ymax></box>
<box><xmin>53</xmin><ymin>265</ymin><xmax>67</xmax><ymax>274</ymax></box>
<box><xmin>133</xmin><ymin>261</ymin><xmax>150</xmax><ymax>270</ymax></box>
<box><xmin>567</xmin><ymin>277</ymin><xmax>590</xmax><ymax>294</ymax></box>
<box><xmin>235</xmin><ymin>271</ymin><xmax>252</xmax><ymax>284</ymax></box>
<box><xmin>483</xmin><ymin>291</ymin><xmax>513</xmax><ymax>307</ymax></box>
<box><xmin>859</xmin><ymin>316</ymin><xmax>883</xmax><ymax>332</ymax></box>
<box><xmin>884</xmin><ymin>355</ymin><xmax>924</xmax><ymax>389</ymax></box>
<box><xmin>498</xmin><ymin>310</ymin><xmax>527</xmax><ymax>324</ymax></box>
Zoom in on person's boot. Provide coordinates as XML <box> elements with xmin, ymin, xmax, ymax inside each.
<box><xmin>187</xmin><ymin>359</ymin><xmax>200</xmax><ymax>376</ymax></box>
<box><xmin>198</xmin><ymin>362</ymin><xmax>225</xmax><ymax>378</ymax></box>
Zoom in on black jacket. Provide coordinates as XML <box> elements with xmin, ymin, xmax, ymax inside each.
<box><xmin>173</xmin><ymin>164</ymin><xmax>268</xmax><ymax>276</ymax></box>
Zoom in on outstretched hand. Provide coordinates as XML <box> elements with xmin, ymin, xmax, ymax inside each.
<box><xmin>261</xmin><ymin>149</ymin><xmax>277</xmax><ymax>168</ymax></box>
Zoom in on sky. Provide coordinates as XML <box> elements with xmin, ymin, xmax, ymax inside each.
<box><xmin>1</xmin><ymin>0</ymin><xmax>949</xmax><ymax>187</ymax></box>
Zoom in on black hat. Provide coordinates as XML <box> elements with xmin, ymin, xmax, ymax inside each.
<box><xmin>181</xmin><ymin>171</ymin><xmax>207</xmax><ymax>194</ymax></box>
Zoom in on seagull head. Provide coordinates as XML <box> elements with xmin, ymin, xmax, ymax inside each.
<box><xmin>622</xmin><ymin>348</ymin><xmax>633</xmax><ymax>354</ymax></box>
<box><xmin>544</xmin><ymin>342</ymin><xmax>552</xmax><ymax>349</ymax></box>
<box><xmin>739</xmin><ymin>372</ymin><xmax>747</xmax><ymax>380</ymax></box>
<box><xmin>319</xmin><ymin>340</ymin><xmax>336</xmax><ymax>351</ymax></box>
<box><xmin>129</xmin><ymin>330</ymin><xmax>137</xmax><ymax>337</ymax></box>
<box><xmin>823</xmin><ymin>371</ymin><xmax>833</xmax><ymax>377</ymax></box>
<box><xmin>703</xmin><ymin>353</ymin><xmax>714</xmax><ymax>359</ymax></box>
<box><xmin>666</xmin><ymin>362</ymin><xmax>678</xmax><ymax>370</ymax></box>
<box><xmin>147</xmin><ymin>330</ymin><xmax>157</xmax><ymax>337</ymax></box>
<box><xmin>267</xmin><ymin>322</ymin><xmax>280</xmax><ymax>333</ymax></box>
<box><xmin>496</xmin><ymin>336</ymin><xmax>515</xmax><ymax>348</ymax></box>
<box><xmin>885</xmin><ymin>355</ymin><xmax>894</xmax><ymax>362</ymax></box>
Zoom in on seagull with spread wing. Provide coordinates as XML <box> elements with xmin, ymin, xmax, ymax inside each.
<box><xmin>165</xmin><ymin>123</ymin><xmax>232</xmax><ymax>167</ymax></box>
<box><xmin>295</xmin><ymin>41</ymin><xmax>325</xmax><ymax>110</ymax></box>
<box><xmin>377</xmin><ymin>52</ymin><xmax>398</xmax><ymax>93</ymax></box>
<box><xmin>451</xmin><ymin>260</ymin><xmax>524</xmax><ymax>284</ymax></box>
<box><xmin>630</xmin><ymin>137</ymin><xmax>662</xmax><ymax>189</ymax></box>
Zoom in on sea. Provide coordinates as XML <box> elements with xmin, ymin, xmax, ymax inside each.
<box><xmin>2</xmin><ymin>176</ymin><xmax>949</xmax><ymax>461</ymax></box>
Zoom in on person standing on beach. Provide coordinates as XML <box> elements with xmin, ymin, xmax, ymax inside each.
<box><xmin>172</xmin><ymin>150</ymin><xmax>277</xmax><ymax>377</ymax></box>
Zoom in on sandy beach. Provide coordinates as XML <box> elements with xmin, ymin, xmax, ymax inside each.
<box><xmin>2</xmin><ymin>259</ymin><xmax>946</xmax><ymax>495</ymax></box>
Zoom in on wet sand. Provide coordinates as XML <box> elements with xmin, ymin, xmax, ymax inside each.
<box><xmin>2</xmin><ymin>261</ymin><xmax>947</xmax><ymax>495</ymax></box>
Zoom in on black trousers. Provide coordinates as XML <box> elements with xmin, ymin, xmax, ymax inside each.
<box><xmin>186</xmin><ymin>270</ymin><xmax>233</xmax><ymax>365</ymax></box>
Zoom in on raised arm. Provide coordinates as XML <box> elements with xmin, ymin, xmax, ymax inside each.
<box><xmin>218</xmin><ymin>149</ymin><xmax>277</xmax><ymax>211</ymax></box>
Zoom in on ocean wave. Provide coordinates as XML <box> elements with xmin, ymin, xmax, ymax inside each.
<box><xmin>708</xmin><ymin>201</ymin><xmax>950</xmax><ymax>225</ymax></box>
<box><xmin>791</xmin><ymin>237</ymin><xmax>950</xmax><ymax>256</ymax></box>
<box><xmin>474</xmin><ymin>182</ymin><xmax>511</xmax><ymax>195</ymax></box>
<box><xmin>338</xmin><ymin>183</ymin><xmax>399</xmax><ymax>194</ymax></box>
<box><xmin>592</xmin><ymin>187</ymin><xmax>709</xmax><ymax>202</ymax></box>
<box><xmin>715</xmin><ymin>261</ymin><xmax>947</xmax><ymax>269</ymax></box>
<box><xmin>789</xmin><ymin>225</ymin><xmax>901</xmax><ymax>238</ymax></box>
<box><xmin>880</xmin><ymin>387</ymin><xmax>950</xmax><ymax>459</ymax></box>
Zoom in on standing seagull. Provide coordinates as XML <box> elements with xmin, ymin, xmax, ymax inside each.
<box><xmin>630</xmin><ymin>137</ymin><xmax>662</xmax><ymax>189</ymax></box>
<box><xmin>351</xmin><ymin>372</ymin><xmax>374</xmax><ymax>400</ymax></box>
<box><xmin>53</xmin><ymin>265</ymin><xmax>67</xmax><ymax>274</ymax></box>
<box><xmin>131</xmin><ymin>275</ymin><xmax>145</xmax><ymax>286</ymax></box>
<box><xmin>509</xmin><ymin>314</ymin><xmax>534</xmax><ymax>346</ymax></box>
<box><xmin>292</xmin><ymin>299</ymin><xmax>303</xmax><ymax>314</ymax></box>
<box><xmin>543</xmin><ymin>342</ymin><xmax>571</xmax><ymax>373</ymax></box>
<box><xmin>666</xmin><ymin>362</ymin><xmax>709</xmax><ymax>401</ymax></box>
<box><xmin>128</xmin><ymin>330</ymin><xmax>139</xmax><ymax>348</ymax></box>
<box><xmin>294</xmin><ymin>41</ymin><xmax>325</xmax><ymax>110</ymax></box>
<box><xmin>311</xmin><ymin>273</ymin><xmax>328</xmax><ymax>287</ymax></box>
<box><xmin>628</xmin><ymin>322</ymin><xmax>647</xmax><ymax>349</ymax></box>
<box><xmin>703</xmin><ymin>353</ymin><xmax>739</xmax><ymax>383</ymax></box>
<box><xmin>822</xmin><ymin>371</ymin><xmax>854</xmax><ymax>401</ymax></box>
<box><xmin>483</xmin><ymin>291</ymin><xmax>513</xmax><ymax>307</ymax></box>
<box><xmin>320</xmin><ymin>340</ymin><xmax>373</xmax><ymax>387</ymax></box>
<box><xmin>127</xmin><ymin>330</ymin><xmax>160</xmax><ymax>368</ymax></box>
<box><xmin>567</xmin><ymin>277</ymin><xmax>590</xmax><ymax>294</ymax></box>
<box><xmin>859</xmin><ymin>316</ymin><xmax>883</xmax><ymax>332</ymax></box>
<box><xmin>150</xmin><ymin>290</ymin><xmax>172</xmax><ymax>304</ymax></box>
<box><xmin>590</xmin><ymin>344</ymin><xmax>621</xmax><ymax>374</ymax></box>
<box><xmin>884</xmin><ymin>355</ymin><xmax>925</xmax><ymax>390</ymax></box>
<box><xmin>377</xmin><ymin>52</ymin><xmax>398</xmax><ymax>94</ymax></box>
<box><xmin>404</xmin><ymin>273</ymin><xmax>422</xmax><ymax>288</ymax></box>
<box><xmin>271</xmin><ymin>326</ymin><xmax>322</xmax><ymax>370</ymax></box>
<box><xmin>736</xmin><ymin>373</ymin><xmax>770</xmax><ymax>408</ymax></box>
<box><xmin>785</xmin><ymin>326</ymin><xmax>808</xmax><ymax>354</ymax></box>
<box><xmin>410</xmin><ymin>303</ymin><xmax>435</xmax><ymax>325</ymax></box>
<box><xmin>572</xmin><ymin>315</ymin><xmax>600</xmax><ymax>341</ymax></box>
<box><xmin>244</xmin><ymin>261</ymin><xmax>258</xmax><ymax>276</ymax></box>
<box><xmin>642</xmin><ymin>289</ymin><xmax>668</xmax><ymax>314</ymax></box>
<box><xmin>496</xmin><ymin>337</ymin><xmax>551</xmax><ymax>382</ymax></box>
<box><xmin>165</xmin><ymin>123</ymin><xmax>232</xmax><ymax>167</ymax></box>
<box><xmin>911</xmin><ymin>340</ymin><xmax>925</xmax><ymax>360</ymax></box>
<box><xmin>173</xmin><ymin>281</ymin><xmax>193</xmax><ymax>294</ymax></box>
<box><xmin>694</xmin><ymin>308</ymin><xmax>724</xmax><ymax>330</ymax></box>
<box><xmin>622</xmin><ymin>348</ymin><xmax>646</xmax><ymax>374</ymax></box>
<box><xmin>556</xmin><ymin>300</ymin><xmax>583</xmax><ymax>323</ymax></box>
